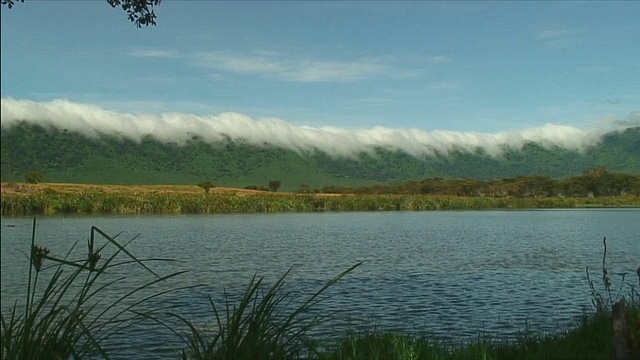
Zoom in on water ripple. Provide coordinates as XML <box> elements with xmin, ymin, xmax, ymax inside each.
<box><xmin>1</xmin><ymin>210</ymin><xmax>638</xmax><ymax>359</ymax></box>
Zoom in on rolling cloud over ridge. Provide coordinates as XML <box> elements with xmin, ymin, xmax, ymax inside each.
<box><xmin>1</xmin><ymin>98</ymin><xmax>636</xmax><ymax>158</ymax></box>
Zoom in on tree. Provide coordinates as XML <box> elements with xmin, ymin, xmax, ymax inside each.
<box><xmin>580</xmin><ymin>166</ymin><xmax>611</xmax><ymax>197</ymax></box>
<box><xmin>268</xmin><ymin>180</ymin><xmax>282</xmax><ymax>192</ymax></box>
<box><xmin>2</xmin><ymin>0</ymin><xmax>162</xmax><ymax>28</ymax></box>
<box><xmin>514</xmin><ymin>175</ymin><xmax>556</xmax><ymax>197</ymax></box>
<box><xmin>197</xmin><ymin>181</ymin><xmax>215</xmax><ymax>194</ymax></box>
<box><xmin>25</xmin><ymin>171</ymin><xmax>43</xmax><ymax>184</ymax></box>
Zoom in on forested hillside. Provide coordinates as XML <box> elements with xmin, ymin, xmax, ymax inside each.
<box><xmin>1</xmin><ymin>122</ymin><xmax>638</xmax><ymax>190</ymax></box>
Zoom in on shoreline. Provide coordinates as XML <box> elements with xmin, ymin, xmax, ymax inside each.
<box><xmin>2</xmin><ymin>182</ymin><xmax>638</xmax><ymax>216</ymax></box>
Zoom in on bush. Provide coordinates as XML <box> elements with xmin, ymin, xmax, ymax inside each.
<box><xmin>24</xmin><ymin>172</ymin><xmax>43</xmax><ymax>184</ymax></box>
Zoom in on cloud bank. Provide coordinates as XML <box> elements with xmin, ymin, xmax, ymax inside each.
<box><xmin>1</xmin><ymin>98</ymin><xmax>636</xmax><ymax>158</ymax></box>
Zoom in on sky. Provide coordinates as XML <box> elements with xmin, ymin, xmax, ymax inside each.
<box><xmin>1</xmin><ymin>1</ymin><xmax>639</xmax><ymax>153</ymax></box>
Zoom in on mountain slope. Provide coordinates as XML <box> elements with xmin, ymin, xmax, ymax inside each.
<box><xmin>1</xmin><ymin>122</ymin><xmax>638</xmax><ymax>190</ymax></box>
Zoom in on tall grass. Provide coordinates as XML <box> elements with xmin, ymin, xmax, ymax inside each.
<box><xmin>3</xmin><ymin>191</ymin><xmax>637</xmax><ymax>215</ymax></box>
<box><xmin>319</xmin><ymin>314</ymin><xmax>619</xmax><ymax>360</ymax></box>
<box><xmin>0</xmin><ymin>219</ymin><xmax>189</xmax><ymax>359</ymax></box>
<box><xmin>159</xmin><ymin>263</ymin><xmax>363</xmax><ymax>360</ymax></box>
<box><xmin>0</xmin><ymin>220</ymin><xmax>365</xmax><ymax>359</ymax></box>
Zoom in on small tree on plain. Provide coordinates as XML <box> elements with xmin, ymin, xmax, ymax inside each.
<box><xmin>197</xmin><ymin>181</ymin><xmax>215</xmax><ymax>194</ymax></box>
<box><xmin>268</xmin><ymin>180</ymin><xmax>282</xmax><ymax>192</ymax></box>
<box><xmin>25</xmin><ymin>171</ymin><xmax>43</xmax><ymax>184</ymax></box>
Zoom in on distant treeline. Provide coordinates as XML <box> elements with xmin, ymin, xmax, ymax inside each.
<box><xmin>317</xmin><ymin>167</ymin><xmax>640</xmax><ymax>197</ymax></box>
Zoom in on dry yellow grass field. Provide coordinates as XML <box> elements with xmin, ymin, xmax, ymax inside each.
<box><xmin>0</xmin><ymin>182</ymin><xmax>346</xmax><ymax>197</ymax></box>
<box><xmin>1</xmin><ymin>182</ymin><xmax>260</xmax><ymax>195</ymax></box>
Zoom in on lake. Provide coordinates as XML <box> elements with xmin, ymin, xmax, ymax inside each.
<box><xmin>1</xmin><ymin>210</ymin><xmax>639</xmax><ymax>358</ymax></box>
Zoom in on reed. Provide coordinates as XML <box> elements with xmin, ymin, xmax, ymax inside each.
<box><xmin>0</xmin><ymin>219</ymin><xmax>189</xmax><ymax>359</ymax></box>
<box><xmin>161</xmin><ymin>263</ymin><xmax>363</xmax><ymax>360</ymax></box>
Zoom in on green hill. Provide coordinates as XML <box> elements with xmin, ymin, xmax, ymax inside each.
<box><xmin>1</xmin><ymin>122</ymin><xmax>638</xmax><ymax>191</ymax></box>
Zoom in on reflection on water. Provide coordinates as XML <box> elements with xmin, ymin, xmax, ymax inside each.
<box><xmin>1</xmin><ymin>210</ymin><xmax>639</xmax><ymax>359</ymax></box>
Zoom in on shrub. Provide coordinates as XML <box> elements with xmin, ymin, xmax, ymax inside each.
<box><xmin>24</xmin><ymin>172</ymin><xmax>43</xmax><ymax>184</ymax></box>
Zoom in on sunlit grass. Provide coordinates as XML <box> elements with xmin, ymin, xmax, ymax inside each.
<box><xmin>2</xmin><ymin>188</ymin><xmax>638</xmax><ymax>216</ymax></box>
<box><xmin>2</xmin><ymin>182</ymin><xmax>637</xmax><ymax>216</ymax></box>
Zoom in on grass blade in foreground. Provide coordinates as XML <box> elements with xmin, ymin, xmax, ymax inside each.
<box><xmin>175</xmin><ymin>262</ymin><xmax>363</xmax><ymax>360</ymax></box>
<box><xmin>0</xmin><ymin>219</ymin><xmax>188</xmax><ymax>359</ymax></box>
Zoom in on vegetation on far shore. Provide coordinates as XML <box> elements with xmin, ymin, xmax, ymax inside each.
<box><xmin>1</xmin><ymin>221</ymin><xmax>639</xmax><ymax>359</ymax></box>
<box><xmin>1</xmin><ymin>181</ymin><xmax>639</xmax><ymax>216</ymax></box>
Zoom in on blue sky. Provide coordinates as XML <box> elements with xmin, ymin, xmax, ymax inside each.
<box><xmin>1</xmin><ymin>1</ymin><xmax>639</xmax><ymax>133</ymax></box>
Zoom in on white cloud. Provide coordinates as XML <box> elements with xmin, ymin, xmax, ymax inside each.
<box><xmin>417</xmin><ymin>55</ymin><xmax>452</xmax><ymax>63</ymax></box>
<box><xmin>535</xmin><ymin>27</ymin><xmax>583</xmax><ymax>48</ymax></box>
<box><xmin>357</xmin><ymin>97</ymin><xmax>395</xmax><ymax>106</ymax></box>
<box><xmin>2</xmin><ymin>98</ymin><xmax>632</xmax><ymax>159</ymax></box>
<box><xmin>194</xmin><ymin>53</ymin><xmax>285</xmax><ymax>75</ymax></box>
<box><xmin>131</xmin><ymin>49</ymin><xmax>179</xmax><ymax>58</ymax></box>
<box><xmin>129</xmin><ymin>48</ymin><xmax>448</xmax><ymax>82</ymax></box>
<box><xmin>535</xmin><ymin>28</ymin><xmax>579</xmax><ymax>40</ymax></box>
<box><xmin>190</xmin><ymin>52</ymin><xmax>390</xmax><ymax>82</ymax></box>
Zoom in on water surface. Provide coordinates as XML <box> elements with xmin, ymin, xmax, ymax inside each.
<box><xmin>1</xmin><ymin>210</ymin><xmax>638</xmax><ymax>358</ymax></box>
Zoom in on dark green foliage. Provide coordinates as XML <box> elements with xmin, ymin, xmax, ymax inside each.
<box><xmin>0</xmin><ymin>0</ymin><xmax>22</xmax><ymax>9</ymax></box>
<box><xmin>106</xmin><ymin>0</ymin><xmax>161</xmax><ymax>27</ymax></box>
<box><xmin>1</xmin><ymin>122</ymin><xmax>638</xmax><ymax>190</ymax></box>
<box><xmin>2</xmin><ymin>0</ymin><xmax>161</xmax><ymax>27</ymax></box>
<box><xmin>319</xmin><ymin>313</ymin><xmax>619</xmax><ymax>360</ymax></box>
<box><xmin>197</xmin><ymin>181</ymin><xmax>215</xmax><ymax>193</ymax></box>
<box><xmin>24</xmin><ymin>171</ymin><xmax>43</xmax><ymax>184</ymax></box>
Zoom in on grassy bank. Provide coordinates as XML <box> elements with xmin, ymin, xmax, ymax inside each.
<box><xmin>1</xmin><ymin>182</ymin><xmax>639</xmax><ymax>215</ymax></box>
<box><xmin>322</xmin><ymin>310</ymin><xmax>635</xmax><ymax>360</ymax></box>
<box><xmin>1</xmin><ymin>222</ymin><xmax>639</xmax><ymax>359</ymax></box>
